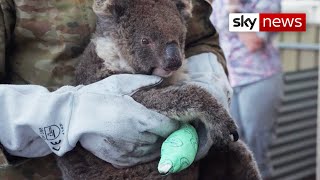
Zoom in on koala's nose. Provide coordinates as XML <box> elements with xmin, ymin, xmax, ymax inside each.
<box><xmin>164</xmin><ymin>43</ymin><xmax>182</xmax><ymax>71</ymax></box>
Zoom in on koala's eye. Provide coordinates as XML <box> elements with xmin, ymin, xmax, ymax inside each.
<box><xmin>141</xmin><ymin>38</ymin><xmax>150</xmax><ymax>45</ymax></box>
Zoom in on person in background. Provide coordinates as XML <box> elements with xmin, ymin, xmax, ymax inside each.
<box><xmin>211</xmin><ymin>0</ymin><xmax>283</xmax><ymax>179</ymax></box>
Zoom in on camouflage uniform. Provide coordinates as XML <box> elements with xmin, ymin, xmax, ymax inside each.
<box><xmin>0</xmin><ymin>0</ymin><xmax>226</xmax><ymax>87</ymax></box>
<box><xmin>0</xmin><ymin>0</ymin><xmax>227</xmax><ymax>178</ymax></box>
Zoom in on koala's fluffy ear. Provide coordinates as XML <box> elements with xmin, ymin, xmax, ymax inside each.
<box><xmin>93</xmin><ymin>0</ymin><xmax>127</xmax><ymax>20</ymax></box>
<box><xmin>173</xmin><ymin>0</ymin><xmax>193</xmax><ymax>20</ymax></box>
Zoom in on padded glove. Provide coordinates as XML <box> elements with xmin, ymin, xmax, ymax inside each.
<box><xmin>186</xmin><ymin>53</ymin><xmax>235</xmax><ymax>160</ymax></box>
<box><xmin>0</xmin><ymin>74</ymin><xmax>179</xmax><ymax>167</ymax></box>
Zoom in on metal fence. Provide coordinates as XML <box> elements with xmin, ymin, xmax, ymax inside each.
<box><xmin>269</xmin><ymin>69</ymin><xmax>318</xmax><ymax>180</ymax></box>
<box><xmin>269</xmin><ymin>24</ymin><xmax>319</xmax><ymax>180</ymax></box>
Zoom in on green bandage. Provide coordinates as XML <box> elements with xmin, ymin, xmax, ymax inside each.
<box><xmin>158</xmin><ymin>123</ymin><xmax>199</xmax><ymax>175</ymax></box>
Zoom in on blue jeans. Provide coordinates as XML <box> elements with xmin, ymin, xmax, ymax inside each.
<box><xmin>231</xmin><ymin>73</ymin><xmax>283</xmax><ymax>178</ymax></box>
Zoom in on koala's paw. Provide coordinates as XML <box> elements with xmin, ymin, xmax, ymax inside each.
<box><xmin>206</xmin><ymin>112</ymin><xmax>239</xmax><ymax>150</ymax></box>
<box><xmin>228</xmin><ymin>120</ymin><xmax>239</xmax><ymax>142</ymax></box>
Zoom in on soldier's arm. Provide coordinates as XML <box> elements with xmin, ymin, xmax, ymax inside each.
<box><xmin>185</xmin><ymin>2</ymin><xmax>261</xmax><ymax>178</ymax></box>
<box><xmin>0</xmin><ymin>0</ymin><xmax>15</xmax><ymax>83</ymax></box>
<box><xmin>0</xmin><ymin>0</ymin><xmax>15</xmax><ymax>166</ymax></box>
<box><xmin>185</xmin><ymin>0</ymin><xmax>228</xmax><ymax>75</ymax></box>
<box><xmin>184</xmin><ymin>0</ymin><xmax>232</xmax><ymax>111</ymax></box>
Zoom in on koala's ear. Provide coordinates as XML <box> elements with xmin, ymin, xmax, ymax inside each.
<box><xmin>173</xmin><ymin>0</ymin><xmax>193</xmax><ymax>20</ymax></box>
<box><xmin>93</xmin><ymin>0</ymin><xmax>127</xmax><ymax>20</ymax></box>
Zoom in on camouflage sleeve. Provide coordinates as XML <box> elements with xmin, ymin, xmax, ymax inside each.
<box><xmin>0</xmin><ymin>0</ymin><xmax>15</xmax><ymax>83</ymax></box>
<box><xmin>185</xmin><ymin>0</ymin><xmax>228</xmax><ymax>75</ymax></box>
<box><xmin>0</xmin><ymin>0</ymin><xmax>15</xmax><ymax>162</ymax></box>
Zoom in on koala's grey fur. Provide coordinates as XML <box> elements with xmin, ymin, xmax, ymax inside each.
<box><xmin>56</xmin><ymin>0</ymin><xmax>262</xmax><ymax>179</ymax></box>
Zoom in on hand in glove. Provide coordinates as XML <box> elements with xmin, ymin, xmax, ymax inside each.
<box><xmin>186</xmin><ymin>53</ymin><xmax>237</xmax><ymax>160</ymax></box>
<box><xmin>0</xmin><ymin>74</ymin><xmax>179</xmax><ymax>167</ymax></box>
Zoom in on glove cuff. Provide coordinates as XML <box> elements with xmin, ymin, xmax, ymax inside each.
<box><xmin>0</xmin><ymin>85</ymin><xmax>77</xmax><ymax>157</ymax></box>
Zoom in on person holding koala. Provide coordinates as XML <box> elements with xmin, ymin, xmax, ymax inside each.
<box><xmin>0</xmin><ymin>0</ymin><xmax>260</xmax><ymax>179</ymax></box>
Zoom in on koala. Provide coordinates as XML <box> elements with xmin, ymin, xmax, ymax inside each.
<box><xmin>56</xmin><ymin>0</ymin><xmax>262</xmax><ymax>179</ymax></box>
<box><xmin>76</xmin><ymin>0</ymin><xmax>238</xmax><ymax>149</ymax></box>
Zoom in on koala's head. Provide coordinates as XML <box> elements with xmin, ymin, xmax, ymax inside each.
<box><xmin>93</xmin><ymin>0</ymin><xmax>192</xmax><ymax>77</ymax></box>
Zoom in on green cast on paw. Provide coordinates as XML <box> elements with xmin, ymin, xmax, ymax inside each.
<box><xmin>158</xmin><ymin>123</ymin><xmax>199</xmax><ymax>175</ymax></box>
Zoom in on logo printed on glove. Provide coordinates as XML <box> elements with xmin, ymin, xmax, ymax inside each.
<box><xmin>44</xmin><ymin>125</ymin><xmax>60</xmax><ymax>140</ymax></box>
<box><xmin>39</xmin><ymin>124</ymin><xmax>64</xmax><ymax>152</ymax></box>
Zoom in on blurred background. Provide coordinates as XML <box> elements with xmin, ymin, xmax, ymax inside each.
<box><xmin>268</xmin><ymin>0</ymin><xmax>319</xmax><ymax>179</ymax></box>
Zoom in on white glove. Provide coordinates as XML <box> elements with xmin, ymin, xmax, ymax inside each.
<box><xmin>186</xmin><ymin>53</ymin><xmax>235</xmax><ymax>159</ymax></box>
<box><xmin>0</xmin><ymin>74</ymin><xmax>179</xmax><ymax>167</ymax></box>
<box><xmin>187</xmin><ymin>53</ymin><xmax>232</xmax><ymax>112</ymax></box>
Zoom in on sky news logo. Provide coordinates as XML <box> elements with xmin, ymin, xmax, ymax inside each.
<box><xmin>229</xmin><ymin>13</ymin><xmax>306</xmax><ymax>32</ymax></box>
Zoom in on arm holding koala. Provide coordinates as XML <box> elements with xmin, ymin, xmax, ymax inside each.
<box><xmin>0</xmin><ymin>0</ymin><xmax>15</xmax><ymax>83</ymax></box>
<box><xmin>0</xmin><ymin>0</ymin><xmax>15</xmax><ymax>165</ymax></box>
<box><xmin>186</xmin><ymin>0</ymin><xmax>228</xmax><ymax>74</ymax></box>
<box><xmin>183</xmin><ymin>1</ymin><xmax>262</xmax><ymax>179</ymax></box>
<box><xmin>0</xmin><ymin>75</ymin><xmax>179</xmax><ymax>166</ymax></box>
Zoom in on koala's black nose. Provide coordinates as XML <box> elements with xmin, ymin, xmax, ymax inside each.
<box><xmin>164</xmin><ymin>43</ymin><xmax>182</xmax><ymax>71</ymax></box>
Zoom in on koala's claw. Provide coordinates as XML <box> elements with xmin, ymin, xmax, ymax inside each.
<box><xmin>210</xmin><ymin>114</ymin><xmax>238</xmax><ymax>148</ymax></box>
<box><xmin>230</xmin><ymin>131</ymin><xmax>239</xmax><ymax>142</ymax></box>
